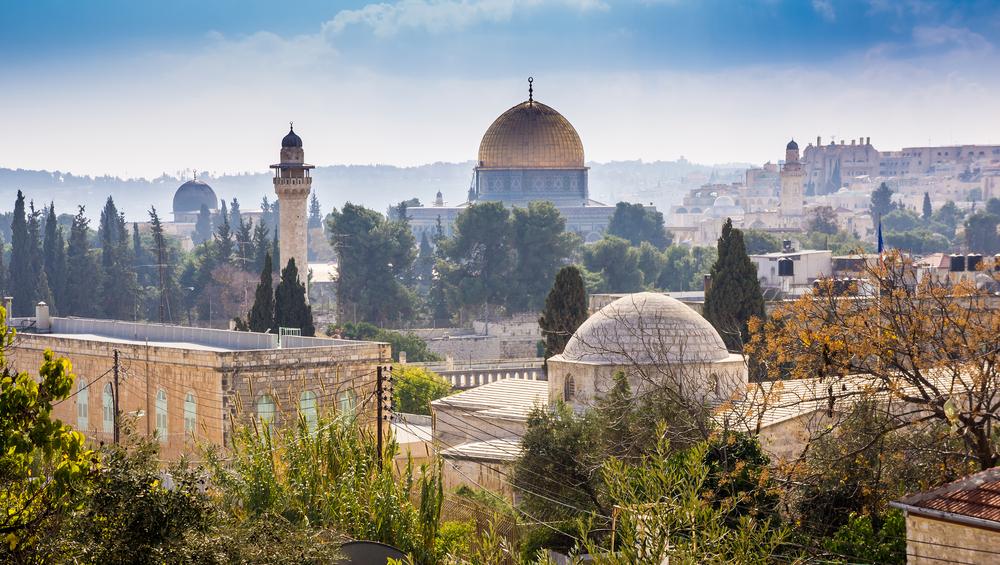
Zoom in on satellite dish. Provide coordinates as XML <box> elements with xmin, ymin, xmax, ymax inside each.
<box><xmin>337</xmin><ymin>541</ymin><xmax>407</xmax><ymax>564</ymax></box>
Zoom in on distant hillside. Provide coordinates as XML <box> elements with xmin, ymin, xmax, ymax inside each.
<box><xmin>0</xmin><ymin>160</ymin><xmax>749</xmax><ymax>222</ymax></box>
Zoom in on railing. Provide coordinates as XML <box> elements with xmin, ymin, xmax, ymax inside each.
<box><xmin>436</xmin><ymin>366</ymin><xmax>546</xmax><ymax>390</ymax></box>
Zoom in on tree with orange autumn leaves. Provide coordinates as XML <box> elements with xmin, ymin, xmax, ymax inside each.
<box><xmin>747</xmin><ymin>250</ymin><xmax>1000</xmax><ymax>471</ymax></box>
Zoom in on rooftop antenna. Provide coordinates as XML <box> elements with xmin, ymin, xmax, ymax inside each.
<box><xmin>528</xmin><ymin>76</ymin><xmax>533</xmax><ymax>104</ymax></box>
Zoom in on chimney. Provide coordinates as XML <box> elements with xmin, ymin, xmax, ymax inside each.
<box><xmin>866</xmin><ymin>137</ymin><xmax>870</xmax><ymax>145</ymax></box>
<box><xmin>817</xmin><ymin>136</ymin><xmax>822</xmax><ymax>146</ymax></box>
<box><xmin>2</xmin><ymin>297</ymin><xmax>11</xmax><ymax>315</ymax></box>
<box><xmin>851</xmin><ymin>139</ymin><xmax>856</xmax><ymax>146</ymax></box>
<box><xmin>35</xmin><ymin>302</ymin><xmax>51</xmax><ymax>332</ymax></box>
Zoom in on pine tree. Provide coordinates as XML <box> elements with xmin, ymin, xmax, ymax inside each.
<box><xmin>42</xmin><ymin>203</ymin><xmax>67</xmax><ymax>314</ymax></box>
<box><xmin>703</xmin><ymin>219</ymin><xmax>765</xmax><ymax>351</ymax></box>
<box><xmin>63</xmin><ymin>207</ymin><xmax>99</xmax><ymax>317</ymax></box>
<box><xmin>0</xmin><ymin>234</ymin><xmax>7</xmax><ymax>297</ymax></box>
<box><xmin>216</xmin><ymin>200</ymin><xmax>229</xmax><ymax>233</ymax></box>
<box><xmin>922</xmin><ymin>192</ymin><xmax>933</xmax><ymax>221</ymax></box>
<box><xmin>870</xmin><ymin>182</ymin><xmax>895</xmax><ymax>220</ymax></box>
<box><xmin>247</xmin><ymin>252</ymin><xmax>275</xmax><ymax>332</ymax></box>
<box><xmin>194</xmin><ymin>204</ymin><xmax>213</xmax><ymax>245</ymax></box>
<box><xmin>538</xmin><ymin>265</ymin><xmax>588</xmax><ymax>358</ymax></box>
<box><xmin>229</xmin><ymin>198</ymin><xmax>242</xmax><ymax>228</ymax></box>
<box><xmin>415</xmin><ymin>232</ymin><xmax>435</xmax><ymax>289</ymax></box>
<box><xmin>214</xmin><ymin>212</ymin><xmax>234</xmax><ymax>265</ymax></box>
<box><xmin>235</xmin><ymin>217</ymin><xmax>254</xmax><ymax>272</ymax></box>
<box><xmin>251</xmin><ymin>222</ymin><xmax>271</xmax><ymax>273</ymax></box>
<box><xmin>308</xmin><ymin>193</ymin><xmax>322</xmax><ymax>229</ymax></box>
<box><xmin>271</xmin><ymin>235</ymin><xmax>280</xmax><ymax>274</ymax></box>
<box><xmin>10</xmin><ymin>192</ymin><xmax>35</xmax><ymax>316</ymax></box>
<box><xmin>149</xmin><ymin>207</ymin><xmax>180</xmax><ymax>323</ymax></box>
<box><xmin>273</xmin><ymin>258</ymin><xmax>314</xmax><ymax>336</ymax></box>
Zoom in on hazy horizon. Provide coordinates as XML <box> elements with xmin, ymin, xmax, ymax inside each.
<box><xmin>4</xmin><ymin>1</ymin><xmax>1000</xmax><ymax>179</ymax></box>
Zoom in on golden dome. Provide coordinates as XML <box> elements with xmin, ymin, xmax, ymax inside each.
<box><xmin>477</xmin><ymin>100</ymin><xmax>585</xmax><ymax>169</ymax></box>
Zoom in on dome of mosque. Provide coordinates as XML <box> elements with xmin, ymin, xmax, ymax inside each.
<box><xmin>282</xmin><ymin>126</ymin><xmax>303</xmax><ymax>148</ymax></box>
<box><xmin>786</xmin><ymin>139</ymin><xmax>799</xmax><ymax>151</ymax></box>
<box><xmin>172</xmin><ymin>179</ymin><xmax>218</xmax><ymax>214</ymax></box>
<box><xmin>713</xmin><ymin>195</ymin><xmax>736</xmax><ymax>208</ymax></box>
<box><xmin>477</xmin><ymin>100</ymin><xmax>585</xmax><ymax>169</ymax></box>
<box><xmin>561</xmin><ymin>292</ymin><xmax>729</xmax><ymax>365</ymax></box>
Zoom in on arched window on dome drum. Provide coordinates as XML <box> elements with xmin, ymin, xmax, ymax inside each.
<box><xmin>300</xmin><ymin>391</ymin><xmax>318</xmax><ymax>431</ymax></box>
<box><xmin>337</xmin><ymin>390</ymin><xmax>357</xmax><ymax>419</ymax></box>
<box><xmin>102</xmin><ymin>383</ymin><xmax>114</xmax><ymax>434</ymax></box>
<box><xmin>184</xmin><ymin>392</ymin><xmax>197</xmax><ymax>436</ymax></box>
<box><xmin>156</xmin><ymin>389</ymin><xmax>168</xmax><ymax>443</ymax></box>
<box><xmin>257</xmin><ymin>395</ymin><xmax>276</xmax><ymax>425</ymax></box>
<box><xmin>564</xmin><ymin>375</ymin><xmax>576</xmax><ymax>402</ymax></box>
<box><xmin>77</xmin><ymin>378</ymin><xmax>89</xmax><ymax>431</ymax></box>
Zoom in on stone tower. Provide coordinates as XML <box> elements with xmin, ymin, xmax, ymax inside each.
<box><xmin>780</xmin><ymin>139</ymin><xmax>805</xmax><ymax>219</ymax></box>
<box><xmin>270</xmin><ymin>124</ymin><xmax>314</xmax><ymax>291</ymax></box>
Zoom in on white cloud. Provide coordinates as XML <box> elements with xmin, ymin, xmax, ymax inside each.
<box><xmin>812</xmin><ymin>0</ymin><xmax>836</xmax><ymax>22</ymax></box>
<box><xmin>323</xmin><ymin>0</ymin><xmax>607</xmax><ymax>37</ymax></box>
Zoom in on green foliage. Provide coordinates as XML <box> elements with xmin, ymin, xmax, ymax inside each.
<box><xmin>607</xmin><ymin>202</ymin><xmax>672</xmax><ymax>249</ymax></box>
<box><xmin>99</xmin><ymin>196</ymin><xmax>139</xmax><ymax>320</ymax></box>
<box><xmin>308</xmin><ymin>192</ymin><xmax>322</xmax><ymax>229</ymax></box>
<box><xmin>884</xmin><ymin>229</ymin><xmax>951</xmax><ymax>254</ymax></box>
<box><xmin>703</xmin><ymin>219</ymin><xmax>764</xmax><ymax>350</ymax></box>
<box><xmin>0</xmin><ymin>307</ymin><xmax>97</xmax><ymax>551</ymax></box>
<box><xmin>393</xmin><ymin>365</ymin><xmax>453</xmax><ymax>415</ymax></box>
<box><xmin>987</xmin><ymin>197</ymin><xmax>1000</xmax><ymax>216</ymax></box>
<box><xmin>964</xmin><ymin>211</ymin><xmax>1000</xmax><ymax>254</ymax></box>
<box><xmin>438</xmin><ymin>201</ymin><xmax>513</xmax><ymax>315</ymax></box>
<box><xmin>657</xmin><ymin>245</ymin><xmax>716</xmax><ymax>291</ymax></box>
<box><xmin>538</xmin><ymin>266</ymin><xmax>588</xmax><ymax>358</ymax></box>
<box><xmin>207</xmin><ymin>415</ymin><xmax>445</xmax><ymax>563</ymax></box>
<box><xmin>922</xmin><ymin>192</ymin><xmax>933</xmax><ymax>220</ymax></box>
<box><xmin>508</xmin><ymin>202</ymin><xmax>580</xmax><ymax>312</ymax></box>
<box><xmin>742</xmin><ymin>229</ymin><xmax>782</xmax><ymax>254</ymax></box>
<box><xmin>63</xmin><ymin>206</ymin><xmax>100</xmax><ymax>317</ymax></box>
<box><xmin>823</xmin><ymin>510</ymin><xmax>905</xmax><ymax>565</ymax></box>
<box><xmin>327</xmin><ymin>203</ymin><xmax>417</xmax><ymax>323</ymax></box>
<box><xmin>583</xmin><ymin>236</ymin><xmax>643</xmax><ymax>293</ymax></box>
<box><xmin>636</xmin><ymin>241</ymin><xmax>666</xmax><ymax>287</ymax></box>
<box><xmin>931</xmin><ymin>200</ymin><xmax>962</xmax><ymax>238</ymax></box>
<box><xmin>193</xmin><ymin>204</ymin><xmax>213</xmax><ymax>245</ymax></box>
<box><xmin>798</xmin><ymin>230</ymin><xmax>873</xmax><ymax>254</ymax></box>
<box><xmin>248</xmin><ymin>252</ymin><xmax>275</xmax><ymax>332</ymax></box>
<box><xmin>9</xmin><ymin>191</ymin><xmax>34</xmax><ymax>317</ymax></box>
<box><xmin>805</xmin><ymin>206</ymin><xmax>839</xmax><ymax>235</ymax></box>
<box><xmin>870</xmin><ymin>182</ymin><xmax>895</xmax><ymax>220</ymax></box>
<box><xmin>273</xmin><ymin>258</ymin><xmax>314</xmax><ymax>336</ymax></box>
<box><xmin>329</xmin><ymin>322</ymin><xmax>442</xmax><ymax>362</ymax></box>
<box><xmin>42</xmin><ymin>203</ymin><xmax>67</xmax><ymax>315</ymax></box>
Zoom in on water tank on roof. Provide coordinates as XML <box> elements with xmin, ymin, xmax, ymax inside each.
<box><xmin>778</xmin><ymin>257</ymin><xmax>794</xmax><ymax>277</ymax></box>
<box><xmin>994</xmin><ymin>254</ymin><xmax>1000</xmax><ymax>271</ymax></box>
<box><xmin>949</xmin><ymin>254</ymin><xmax>966</xmax><ymax>272</ymax></box>
<box><xmin>967</xmin><ymin>254</ymin><xmax>983</xmax><ymax>272</ymax></box>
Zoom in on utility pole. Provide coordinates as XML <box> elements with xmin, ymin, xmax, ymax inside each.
<box><xmin>376</xmin><ymin>365</ymin><xmax>383</xmax><ymax>471</ymax></box>
<box><xmin>112</xmin><ymin>349</ymin><xmax>121</xmax><ymax>445</ymax></box>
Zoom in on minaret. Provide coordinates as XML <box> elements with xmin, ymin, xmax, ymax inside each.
<box><xmin>270</xmin><ymin>123</ymin><xmax>314</xmax><ymax>291</ymax></box>
<box><xmin>780</xmin><ymin>139</ymin><xmax>805</xmax><ymax>219</ymax></box>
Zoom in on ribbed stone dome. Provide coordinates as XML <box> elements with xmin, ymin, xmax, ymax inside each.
<box><xmin>786</xmin><ymin>139</ymin><xmax>798</xmax><ymax>151</ymax></box>
<box><xmin>282</xmin><ymin>126</ymin><xmax>303</xmax><ymax>148</ymax></box>
<box><xmin>562</xmin><ymin>292</ymin><xmax>729</xmax><ymax>364</ymax></box>
<box><xmin>172</xmin><ymin>179</ymin><xmax>218</xmax><ymax>214</ymax></box>
<box><xmin>477</xmin><ymin>100</ymin><xmax>584</xmax><ymax>169</ymax></box>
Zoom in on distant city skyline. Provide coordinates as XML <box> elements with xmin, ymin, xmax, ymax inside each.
<box><xmin>3</xmin><ymin>0</ymin><xmax>1000</xmax><ymax>178</ymax></box>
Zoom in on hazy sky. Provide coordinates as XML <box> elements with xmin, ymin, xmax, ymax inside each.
<box><xmin>3</xmin><ymin>0</ymin><xmax>1000</xmax><ymax>178</ymax></box>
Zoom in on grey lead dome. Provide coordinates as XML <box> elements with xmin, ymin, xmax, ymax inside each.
<box><xmin>172</xmin><ymin>179</ymin><xmax>218</xmax><ymax>214</ymax></box>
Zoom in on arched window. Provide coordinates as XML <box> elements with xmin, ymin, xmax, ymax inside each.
<box><xmin>257</xmin><ymin>395</ymin><xmax>276</xmax><ymax>424</ymax></box>
<box><xmin>564</xmin><ymin>375</ymin><xmax>576</xmax><ymax>401</ymax></box>
<box><xmin>77</xmin><ymin>378</ymin><xmax>89</xmax><ymax>431</ymax></box>
<box><xmin>102</xmin><ymin>383</ymin><xmax>114</xmax><ymax>434</ymax></box>
<box><xmin>337</xmin><ymin>390</ymin><xmax>357</xmax><ymax>419</ymax></box>
<box><xmin>184</xmin><ymin>392</ymin><xmax>197</xmax><ymax>436</ymax></box>
<box><xmin>156</xmin><ymin>388</ymin><xmax>168</xmax><ymax>442</ymax></box>
<box><xmin>300</xmin><ymin>391</ymin><xmax>318</xmax><ymax>431</ymax></box>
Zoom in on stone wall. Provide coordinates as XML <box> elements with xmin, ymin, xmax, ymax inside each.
<box><xmin>904</xmin><ymin>514</ymin><xmax>1000</xmax><ymax>564</ymax></box>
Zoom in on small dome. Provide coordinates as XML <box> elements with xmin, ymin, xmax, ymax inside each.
<box><xmin>561</xmin><ymin>292</ymin><xmax>728</xmax><ymax>364</ymax></box>
<box><xmin>713</xmin><ymin>195</ymin><xmax>736</xmax><ymax>208</ymax></box>
<box><xmin>478</xmin><ymin>100</ymin><xmax>584</xmax><ymax>169</ymax></box>
<box><xmin>786</xmin><ymin>139</ymin><xmax>798</xmax><ymax>151</ymax></box>
<box><xmin>282</xmin><ymin>126</ymin><xmax>302</xmax><ymax>148</ymax></box>
<box><xmin>172</xmin><ymin>179</ymin><xmax>218</xmax><ymax>214</ymax></box>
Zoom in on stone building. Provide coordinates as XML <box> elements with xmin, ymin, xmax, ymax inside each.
<box><xmin>408</xmin><ymin>80</ymin><xmax>617</xmax><ymax>243</ymax></box>
<box><xmin>780</xmin><ymin>139</ymin><xmax>805</xmax><ymax>220</ymax></box>
<box><xmin>9</xmin><ymin>307</ymin><xmax>388</xmax><ymax>460</ymax></box>
<box><xmin>801</xmin><ymin>136</ymin><xmax>880</xmax><ymax>195</ymax></box>
<box><xmin>271</xmin><ymin>124</ymin><xmax>314</xmax><ymax>285</ymax></box>
<box><xmin>891</xmin><ymin>467</ymin><xmax>1000</xmax><ymax>565</ymax></box>
<box><xmin>171</xmin><ymin>176</ymin><xmax>219</xmax><ymax>223</ymax></box>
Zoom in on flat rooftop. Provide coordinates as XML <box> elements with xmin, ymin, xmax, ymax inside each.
<box><xmin>11</xmin><ymin>316</ymin><xmax>376</xmax><ymax>353</ymax></box>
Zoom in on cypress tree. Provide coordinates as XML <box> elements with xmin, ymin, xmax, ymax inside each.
<box><xmin>273</xmin><ymin>258</ymin><xmax>314</xmax><ymax>336</ymax></box>
<box><xmin>0</xmin><ymin>234</ymin><xmax>7</xmax><ymax>298</ymax></box>
<box><xmin>235</xmin><ymin>218</ymin><xmax>254</xmax><ymax>272</ymax></box>
<box><xmin>194</xmin><ymin>204</ymin><xmax>213</xmax><ymax>245</ymax></box>
<box><xmin>247</xmin><ymin>252</ymin><xmax>275</xmax><ymax>332</ymax></box>
<box><xmin>99</xmin><ymin>197</ymin><xmax>137</xmax><ymax>320</ymax></box>
<box><xmin>538</xmin><ymin>265</ymin><xmax>589</xmax><ymax>358</ymax></box>
<box><xmin>214</xmin><ymin>212</ymin><xmax>234</xmax><ymax>265</ymax></box>
<box><xmin>251</xmin><ymin>221</ymin><xmax>271</xmax><ymax>273</ymax></box>
<box><xmin>922</xmin><ymin>192</ymin><xmax>933</xmax><ymax>221</ymax></box>
<box><xmin>703</xmin><ymin>219</ymin><xmax>765</xmax><ymax>351</ymax></box>
<box><xmin>308</xmin><ymin>193</ymin><xmax>322</xmax><ymax>229</ymax></box>
<box><xmin>9</xmin><ymin>191</ymin><xmax>33</xmax><ymax>315</ymax></box>
<box><xmin>27</xmin><ymin>201</ymin><xmax>50</xmax><ymax>316</ymax></box>
<box><xmin>43</xmin><ymin>203</ymin><xmax>67</xmax><ymax>314</ymax></box>
<box><xmin>271</xmin><ymin>235</ymin><xmax>280</xmax><ymax>273</ymax></box>
<box><xmin>229</xmin><ymin>198</ymin><xmax>242</xmax><ymax>228</ymax></box>
<box><xmin>64</xmin><ymin>207</ymin><xmax>99</xmax><ymax>317</ymax></box>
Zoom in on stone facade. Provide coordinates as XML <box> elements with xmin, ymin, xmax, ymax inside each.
<box><xmin>903</xmin><ymin>514</ymin><xmax>1000</xmax><ymax>564</ymax></box>
<box><xmin>9</xmin><ymin>321</ymin><xmax>388</xmax><ymax>460</ymax></box>
<box><xmin>475</xmin><ymin>168</ymin><xmax>588</xmax><ymax>207</ymax></box>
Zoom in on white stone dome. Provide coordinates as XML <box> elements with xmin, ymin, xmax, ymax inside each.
<box><xmin>561</xmin><ymin>292</ymin><xmax>729</xmax><ymax>365</ymax></box>
<box><xmin>713</xmin><ymin>195</ymin><xmax>736</xmax><ymax>207</ymax></box>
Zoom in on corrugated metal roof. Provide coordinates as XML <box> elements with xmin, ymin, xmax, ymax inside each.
<box><xmin>432</xmin><ymin>379</ymin><xmax>548</xmax><ymax>414</ymax></box>
<box><xmin>440</xmin><ymin>438</ymin><xmax>523</xmax><ymax>463</ymax></box>
<box><xmin>897</xmin><ymin>467</ymin><xmax>1000</xmax><ymax>525</ymax></box>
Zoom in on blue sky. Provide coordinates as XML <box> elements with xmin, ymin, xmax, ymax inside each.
<box><xmin>3</xmin><ymin>0</ymin><xmax>1000</xmax><ymax>177</ymax></box>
